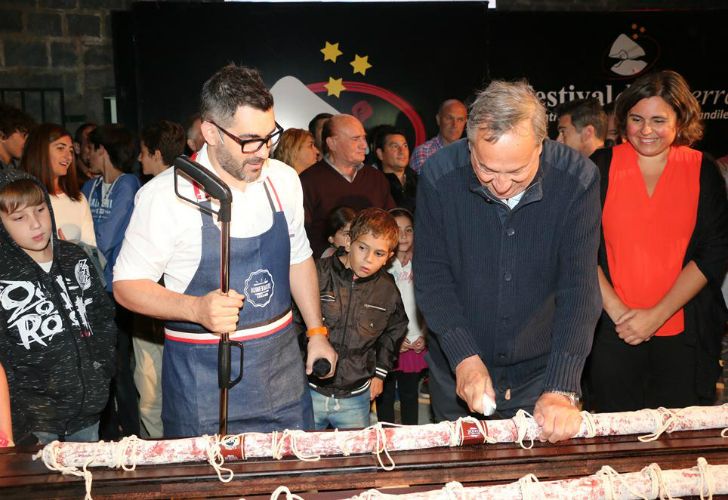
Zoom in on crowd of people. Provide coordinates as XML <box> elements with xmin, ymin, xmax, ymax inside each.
<box><xmin>0</xmin><ymin>66</ymin><xmax>726</xmax><ymax>449</ymax></box>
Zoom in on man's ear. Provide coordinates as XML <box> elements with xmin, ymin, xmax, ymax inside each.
<box><xmin>581</xmin><ymin>124</ymin><xmax>595</xmax><ymax>142</ymax></box>
<box><xmin>435</xmin><ymin>113</ymin><xmax>441</xmax><ymax>128</ymax></box>
<box><xmin>200</xmin><ymin>121</ymin><xmax>219</xmax><ymax>146</ymax></box>
<box><xmin>325</xmin><ymin>135</ymin><xmax>335</xmax><ymax>155</ymax></box>
<box><xmin>153</xmin><ymin>148</ymin><xmax>163</xmax><ymax>162</ymax></box>
<box><xmin>375</xmin><ymin>148</ymin><xmax>384</xmax><ymax>161</ymax></box>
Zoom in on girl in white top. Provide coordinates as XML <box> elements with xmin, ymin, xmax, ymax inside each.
<box><xmin>376</xmin><ymin>208</ymin><xmax>428</xmax><ymax>425</ymax></box>
<box><xmin>20</xmin><ymin>123</ymin><xmax>96</xmax><ymax>246</ymax></box>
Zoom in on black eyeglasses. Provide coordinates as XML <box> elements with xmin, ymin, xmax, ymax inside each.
<box><xmin>211</xmin><ymin>120</ymin><xmax>283</xmax><ymax>154</ymax></box>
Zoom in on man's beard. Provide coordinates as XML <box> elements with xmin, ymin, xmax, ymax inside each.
<box><xmin>216</xmin><ymin>145</ymin><xmax>265</xmax><ymax>182</ymax></box>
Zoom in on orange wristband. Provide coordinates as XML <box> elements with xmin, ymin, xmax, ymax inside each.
<box><xmin>306</xmin><ymin>326</ymin><xmax>329</xmax><ymax>338</ymax></box>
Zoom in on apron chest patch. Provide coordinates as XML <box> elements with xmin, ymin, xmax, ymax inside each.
<box><xmin>244</xmin><ymin>269</ymin><xmax>275</xmax><ymax>308</ymax></box>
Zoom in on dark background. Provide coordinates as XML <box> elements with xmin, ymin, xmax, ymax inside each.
<box><xmin>114</xmin><ymin>2</ymin><xmax>728</xmax><ymax>156</ymax></box>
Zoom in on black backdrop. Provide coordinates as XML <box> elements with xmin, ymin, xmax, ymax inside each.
<box><xmin>114</xmin><ymin>3</ymin><xmax>728</xmax><ymax>157</ymax></box>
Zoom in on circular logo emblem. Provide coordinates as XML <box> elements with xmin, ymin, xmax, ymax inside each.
<box><xmin>244</xmin><ymin>269</ymin><xmax>275</xmax><ymax>308</ymax></box>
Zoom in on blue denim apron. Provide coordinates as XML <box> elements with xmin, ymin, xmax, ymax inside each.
<box><xmin>162</xmin><ymin>178</ymin><xmax>313</xmax><ymax>437</ymax></box>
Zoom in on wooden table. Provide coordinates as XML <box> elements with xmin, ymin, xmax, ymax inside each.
<box><xmin>1</xmin><ymin>429</ymin><xmax>727</xmax><ymax>499</ymax></box>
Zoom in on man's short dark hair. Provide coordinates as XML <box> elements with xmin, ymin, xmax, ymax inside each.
<box><xmin>183</xmin><ymin>113</ymin><xmax>200</xmax><ymax>136</ymax></box>
<box><xmin>374</xmin><ymin>125</ymin><xmax>407</xmax><ymax>152</ymax></box>
<box><xmin>556</xmin><ymin>98</ymin><xmax>608</xmax><ymax>141</ymax></box>
<box><xmin>320</xmin><ymin>116</ymin><xmax>336</xmax><ymax>156</ymax></box>
<box><xmin>308</xmin><ymin>112</ymin><xmax>332</xmax><ymax>136</ymax></box>
<box><xmin>88</xmin><ymin>124</ymin><xmax>139</xmax><ymax>174</ymax></box>
<box><xmin>0</xmin><ymin>103</ymin><xmax>35</xmax><ymax>138</ymax></box>
<box><xmin>200</xmin><ymin>64</ymin><xmax>273</xmax><ymax>126</ymax></box>
<box><xmin>141</xmin><ymin>120</ymin><xmax>186</xmax><ymax>166</ymax></box>
<box><xmin>74</xmin><ymin>122</ymin><xmax>96</xmax><ymax>145</ymax></box>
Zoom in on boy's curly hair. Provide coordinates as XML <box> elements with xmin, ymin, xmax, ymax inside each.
<box><xmin>348</xmin><ymin>207</ymin><xmax>399</xmax><ymax>252</ymax></box>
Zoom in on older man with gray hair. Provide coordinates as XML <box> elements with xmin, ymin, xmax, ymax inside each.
<box><xmin>414</xmin><ymin>80</ymin><xmax>602</xmax><ymax>442</ymax></box>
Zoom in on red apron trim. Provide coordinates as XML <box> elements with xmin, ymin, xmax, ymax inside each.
<box><xmin>265</xmin><ymin>177</ymin><xmax>284</xmax><ymax>212</ymax></box>
<box><xmin>165</xmin><ymin>309</ymin><xmax>292</xmax><ymax>344</ymax></box>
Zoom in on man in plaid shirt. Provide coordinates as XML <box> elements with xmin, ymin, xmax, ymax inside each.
<box><xmin>410</xmin><ymin>99</ymin><xmax>467</xmax><ymax>173</ymax></box>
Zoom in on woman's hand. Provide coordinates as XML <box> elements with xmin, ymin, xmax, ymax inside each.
<box><xmin>400</xmin><ymin>338</ymin><xmax>411</xmax><ymax>352</ymax></box>
<box><xmin>411</xmin><ymin>336</ymin><xmax>426</xmax><ymax>353</ymax></box>
<box><xmin>615</xmin><ymin>307</ymin><xmax>666</xmax><ymax>345</ymax></box>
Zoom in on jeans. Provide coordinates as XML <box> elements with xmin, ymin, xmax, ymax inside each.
<box><xmin>310</xmin><ymin>389</ymin><xmax>371</xmax><ymax>430</ymax></box>
<box><xmin>34</xmin><ymin>422</ymin><xmax>100</xmax><ymax>445</ymax></box>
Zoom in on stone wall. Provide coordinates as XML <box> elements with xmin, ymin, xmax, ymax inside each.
<box><xmin>0</xmin><ymin>0</ymin><xmax>129</xmax><ymax>133</ymax></box>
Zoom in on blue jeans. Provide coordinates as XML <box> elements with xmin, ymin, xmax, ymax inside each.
<box><xmin>310</xmin><ymin>389</ymin><xmax>371</xmax><ymax>430</ymax></box>
<box><xmin>34</xmin><ymin>422</ymin><xmax>100</xmax><ymax>445</ymax></box>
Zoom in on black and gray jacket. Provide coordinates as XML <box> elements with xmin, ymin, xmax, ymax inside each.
<box><xmin>0</xmin><ymin>169</ymin><xmax>117</xmax><ymax>438</ymax></box>
<box><xmin>297</xmin><ymin>250</ymin><xmax>408</xmax><ymax>398</ymax></box>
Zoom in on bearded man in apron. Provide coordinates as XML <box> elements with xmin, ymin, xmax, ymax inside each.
<box><xmin>113</xmin><ymin>64</ymin><xmax>337</xmax><ymax>437</ymax></box>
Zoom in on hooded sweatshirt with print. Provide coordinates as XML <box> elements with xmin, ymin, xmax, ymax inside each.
<box><xmin>0</xmin><ymin>169</ymin><xmax>117</xmax><ymax>438</ymax></box>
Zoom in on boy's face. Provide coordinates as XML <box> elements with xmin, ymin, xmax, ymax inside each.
<box><xmin>138</xmin><ymin>142</ymin><xmax>162</xmax><ymax>176</ymax></box>
<box><xmin>345</xmin><ymin>232</ymin><xmax>393</xmax><ymax>279</ymax></box>
<box><xmin>0</xmin><ymin>202</ymin><xmax>53</xmax><ymax>262</ymax></box>
<box><xmin>1</xmin><ymin>130</ymin><xmax>29</xmax><ymax>161</ymax></box>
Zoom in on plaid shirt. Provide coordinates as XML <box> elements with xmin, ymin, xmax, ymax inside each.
<box><xmin>409</xmin><ymin>135</ymin><xmax>444</xmax><ymax>174</ymax></box>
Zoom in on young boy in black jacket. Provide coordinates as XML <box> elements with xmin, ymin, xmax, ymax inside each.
<box><xmin>298</xmin><ymin>208</ymin><xmax>408</xmax><ymax>430</ymax></box>
<box><xmin>0</xmin><ymin>169</ymin><xmax>116</xmax><ymax>445</ymax></box>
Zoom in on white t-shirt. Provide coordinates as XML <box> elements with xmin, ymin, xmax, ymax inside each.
<box><xmin>50</xmin><ymin>192</ymin><xmax>97</xmax><ymax>247</ymax></box>
<box><xmin>388</xmin><ymin>258</ymin><xmax>425</xmax><ymax>342</ymax></box>
<box><xmin>113</xmin><ymin>145</ymin><xmax>312</xmax><ymax>295</ymax></box>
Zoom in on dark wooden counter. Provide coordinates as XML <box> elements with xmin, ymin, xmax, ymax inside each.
<box><xmin>1</xmin><ymin>429</ymin><xmax>727</xmax><ymax>499</ymax></box>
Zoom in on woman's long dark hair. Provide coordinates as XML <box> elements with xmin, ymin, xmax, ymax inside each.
<box><xmin>20</xmin><ymin>123</ymin><xmax>81</xmax><ymax>201</ymax></box>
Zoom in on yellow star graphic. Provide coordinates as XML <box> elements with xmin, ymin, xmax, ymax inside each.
<box><xmin>324</xmin><ymin>77</ymin><xmax>346</xmax><ymax>98</ymax></box>
<box><xmin>350</xmin><ymin>54</ymin><xmax>372</xmax><ymax>75</ymax></box>
<box><xmin>321</xmin><ymin>41</ymin><xmax>343</xmax><ymax>63</ymax></box>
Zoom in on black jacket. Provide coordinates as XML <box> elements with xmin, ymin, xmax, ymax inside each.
<box><xmin>384</xmin><ymin>167</ymin><xmax>418</xmax><ymax>214</ymax></box>
<box><xmin>0</xmin><ymin>169</ymin><xmax>117</xmax><ymax>437</ymax></box>
<box><xmin>297</xmin><ymin>251</ymin><xmax>408</xmax><ymax>398</ymax></box>
<box><xmin>592</xmin><ymin>147</ymin><xmax>728</xmax><ymax>401</ymax></box>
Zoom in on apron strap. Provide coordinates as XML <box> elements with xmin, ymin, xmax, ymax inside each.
<box><xmin>264</xmin><ymin>177</ymin><xmax>284</xmax><ymax>213</ymax></box>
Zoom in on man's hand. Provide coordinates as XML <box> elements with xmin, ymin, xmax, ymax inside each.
<box><xmin>370</xmin><ymin>377</ymin><xmax>384</xmax><ymax>401</ymax></box>
<box><xmin>454</xmin><ymin>355</ymin><xmax>495</xmax><ymax>414</ymax></box>
<box><xmin>615</xmin><ymin>307</ymin><xmax>665</xmax><ymax>345</ymax></box>
<box><xmin>306</xmin><ymin>335</ymin><xmax>338</xmax><ymax>378</ymax></box>
<box><xmin>192</xmin><ymin>289</ymin><xmax>244</xmax><ymax>334</ymax></box>
<box><xmin>533</xmin><ymin>392</ymin><xmax>582</xmax><ymax>443</ymax></box>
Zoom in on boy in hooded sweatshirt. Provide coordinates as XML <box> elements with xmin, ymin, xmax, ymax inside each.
<box><xmin>0</xmin><ymin>169</ymin><xmax>116</xmax><ymax>445</ymax></box>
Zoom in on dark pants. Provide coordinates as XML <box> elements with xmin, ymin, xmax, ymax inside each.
<box><xmin>100</xmin><ymin>294</ymin><xmax>140</xmax><ymax>440</ymax></box>
<box><xmin>376</xmin><ymin>371</ymin><xmax>422</xmax><ymax>425</ymax></box>
<box><xmin>425</xmin><ymin>337</ymin><xmax>546</xmax><ymax>421</ymax></box>
<box><xmin>587</xmin><ymin>327</ymin><xmax>700</xmax><ymax>412</ymax></box>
